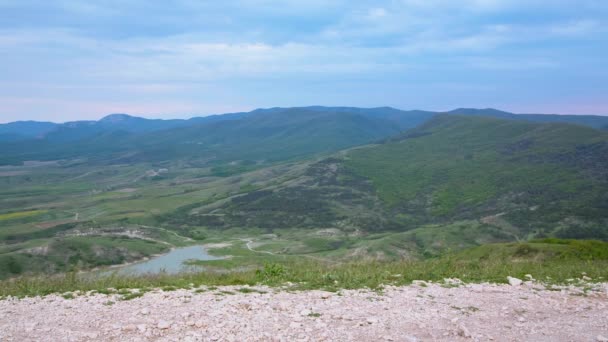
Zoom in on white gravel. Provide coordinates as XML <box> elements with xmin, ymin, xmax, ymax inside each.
<box><xmin>1</xmin><ymin>281</ymin><xmax>607</xmax><ymax>341</ymax></box>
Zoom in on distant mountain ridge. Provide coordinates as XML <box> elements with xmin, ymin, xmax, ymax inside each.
<box><xmin>0</xmin><ymin>107</ymin><xmax>411</xmax><ymax>165</ymax></box>
<box><xmin>0</xmin><ymin>121</ymin><xmax>58</xmax><ymax>141</ymax></box>
<box><xmin>2</xmin><ymin>106</ymin><xmax>607</xmax><ymax>141</ymax></box>
<box><xmin>1</xmin><ymin>106</ymin><xmax>607</xmax><ymax>166</ymax></box>
<box><xmin>447</xmin><ymin>108</ymin><xmax>608</xmax><ymax>129</ymax></box>
<box><xmin>0</xmin><ymin>112</ymin><xmax>251</xmax><ymax>142</ymax></box>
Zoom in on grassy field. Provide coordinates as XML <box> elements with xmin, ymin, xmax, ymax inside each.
<box><xmin>0</xmin><ymin>239</ymin><xmax>606</xmax><ymax>298</ymax></box>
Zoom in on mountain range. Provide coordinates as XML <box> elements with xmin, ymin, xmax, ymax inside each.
<box><xmin>2</xmin><ymin>107</ymin><xmax>607</xmax><ymax>142</ymax></box>
<box><xmin>1</xmin><ymin>107</ymin><xmax>607</xmax><ymax>166</ymax></box>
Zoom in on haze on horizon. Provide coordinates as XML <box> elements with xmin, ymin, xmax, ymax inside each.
<box><xmin>1</xmin><ymin>0</ymin><xmax>607</xmax><ymax>123</ymax></box>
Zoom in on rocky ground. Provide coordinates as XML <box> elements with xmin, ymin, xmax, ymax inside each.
<box><xmin>1</xmin><ymin>280</ymin><xmax>607</xmax><ymax>342</ymax></box>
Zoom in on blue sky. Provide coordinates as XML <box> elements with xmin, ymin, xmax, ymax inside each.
<box><xmin>1</xmin><ymin>0</ymin><xmax>607</xmax><ymax>122</ymax></box>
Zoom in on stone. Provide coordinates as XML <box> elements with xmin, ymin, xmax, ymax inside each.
<box><xmin>299</xmin><ymin>309</ymin><xmax>312</xmax><ymax>316</ymax></box>
<box><xmin>507</xmin><ymin>276</ymin><xmax>523</xmax><ymax>286</ymax></box>
<box><xmin>157</xmin><ymin>320</ymin><xmax>171</xmax><ymax>330</ymax></box>
<box><xmin>458</xmin><ymin>325</ymin><xmax>471</xmax><ymax>338</ymax></box>
<box><xmin>84</xmin><ymin>332</ymin><xmax>99</xmax><ymax>339</ymax></box>
<box><xmin>469</xmin><ymin>284</ymin><xmax>484</xmax><ymax>292</ymax></box>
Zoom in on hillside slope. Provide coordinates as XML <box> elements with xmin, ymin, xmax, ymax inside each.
<box><xmin>344</xmin><ymin>115</ymin><xmax>608</xmax><ymax>239</ymax></box>
<box><xmin>179</xmin><ymin>115</ymin><xmax>608</xmax><ymax>243</ymax></box>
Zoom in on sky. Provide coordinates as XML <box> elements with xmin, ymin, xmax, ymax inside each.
<box><xmin>0</xmin><ymin>0</ymin><xmax>607</xmax><ymax>123</ymax></box>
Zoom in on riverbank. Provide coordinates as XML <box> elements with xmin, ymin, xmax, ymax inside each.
<box><xmin>1</xmin><ymin>282</ymin><xmax>607</xmax><ymax>341</ymax></box>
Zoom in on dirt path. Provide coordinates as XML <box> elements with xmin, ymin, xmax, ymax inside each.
<box><xmin>139</xmin><ymin>225</ymin><xmax>195</xmax><ymax>243</ymax></box>
<box><xmin>2</xmin><ymin>282</ymin><xmax>607</xmax><ymax>341</ymax></box>
<box><xmin>244</xmin><ymin>239</ymin><xmax>276</xmax><ymax>255</ymax></box>
<box><xmin>242</xmin><ymin>238</ymin><xmax>334</xmax><ymax>263</ymax></box>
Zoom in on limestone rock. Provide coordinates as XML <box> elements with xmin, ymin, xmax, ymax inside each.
<box><xmin>507</xmin><ymin>276</ymin><xmax>523</xmax><ymax>286</ymax></box>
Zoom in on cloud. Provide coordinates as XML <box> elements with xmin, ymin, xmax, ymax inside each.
<box><xmin>0</xmin><ymin>0</ymin><xmax>607</xmax><ymax>120</ymax></box>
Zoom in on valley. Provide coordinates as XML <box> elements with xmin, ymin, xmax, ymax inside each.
<box><xmin>1</xmin><ymin>108</ymin><xmax>607</xmax><ymax>280</ymax></box>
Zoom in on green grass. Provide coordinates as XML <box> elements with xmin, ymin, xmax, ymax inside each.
<box><xmin>120</xmin><ymin>291</ymin><xmax>145</xmax><ymax>300</ymax></box>
<box><xmin>458</xmin><ymin>238</ymin><xmax>608</xmax><ymax>261</ymax></box>
<box><xmin>1</xmin><ymin>239</ymin><xmax>606</xmax><ymax>298</ymax></box>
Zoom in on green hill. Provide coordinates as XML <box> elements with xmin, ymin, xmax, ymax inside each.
<box><xmin>344</xmin><ymin>115</ymin><xmax>608</xmax><ymax>239</ymax></box>
<box><xmin>180</xmin><ymin>115</ymin><xmax>608</xmax><ymax>243</ymax></box>
<box><xmin>453</xmin><ymin>238</ymin><xmax>608</xmax><ymax>262</ymax></box>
